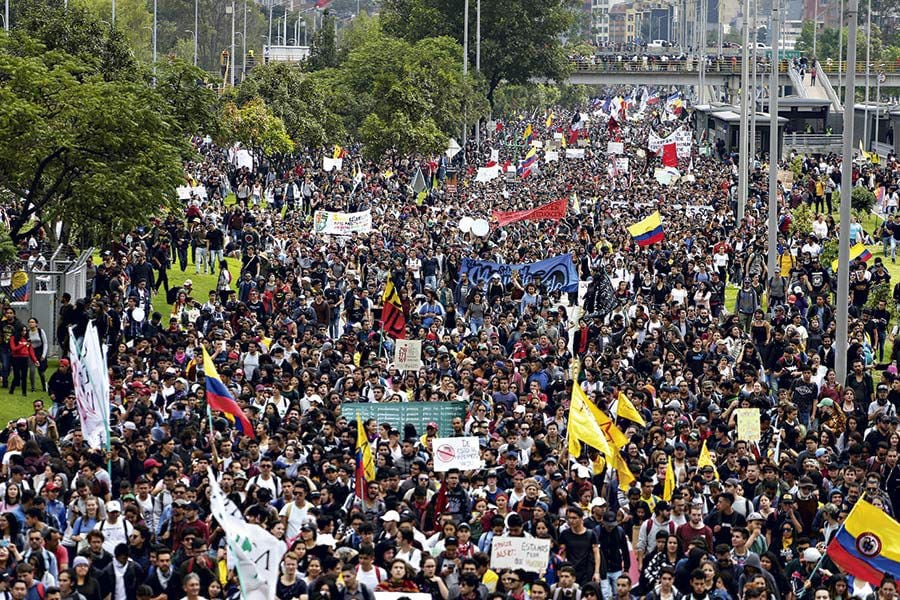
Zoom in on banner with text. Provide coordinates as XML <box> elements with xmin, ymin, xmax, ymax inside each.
<box><xmin>492</xmin><ymin>198</ymin><xmax>568</xmax><ymax>227</ymax></box>
<box><xmin>313</xmin><ymin>209</ymin><xmax>372</xmax><ymax>236</ymax></box>
<box><xmin>490</xmin><ymin>537</ymin><xmax>551</xmax><ymax>573</ymax></box>
<box><xmin>393</xmin><ymin>339</ymin><xmax>422</xmax><ymax>371</ymax></box>
<box><xmin>341</xmin><ymin>402</ymin><xmax>467</xmax><ymax>435</ymax></box>
<box><xmin>460</xmin><ymin>254</ymin><xmax>578</xmax><ymax>293</ymax></box>
<box><xmin>648</xmin><ymin>128</ymin><xmax>693</xmax><ymax>158</ymax></box>
<box><xmin>432</xmin><ymin>437</ymin><xmax>483</xmax><ymax>471</ymax></box>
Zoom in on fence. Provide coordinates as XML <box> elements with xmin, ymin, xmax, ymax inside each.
<box><xmin>784</xmin><ymin>133</ymin><xmax>843</xmax><ymax>155</ymax></box>
<box><xmin>0</xmin><ymin>246</ymin><xmax>93</xmax><ymax>356</ymax></box>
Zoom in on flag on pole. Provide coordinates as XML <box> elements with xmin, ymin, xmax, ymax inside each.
<box><xmin>203</xmin><ymin>348</ymin><xmax>254</xmax><ymax>438</ymax></box>
<box><xmin>568</xmin><ymin>379</ymin><xmax>613</xmax><ymax>459</ymax></box>
<box><xmin>208</xmin><ymin>468</ymin><xmax>286</xmax><ymax>600</ymax></box>
<box><xmin>616</xmin><ymin>392</ymin><xmax>646</xmax><ymax>426</ymax></box>
<box><xmin>545</xmin><ymin>112</ymin><xmax>554</xmax><ymax>128</ymax></box>
<box><xmin>381</xmin><ymin>280</ymin><xmax>406</xmax><ymax>339</ymax></box>
<box><xmin>698</xmin><ymin>439</ymin><xmax>719</xmax><ymax>479</ymax></box>
<box><xmin>831</xmin><ymin>243</ymin><xmax>873</xmax><ymax>272</ymax></box>
<box><xmin>663</xmin><ymin>457</ymin><xmax>676</xmax><ymax>501</ymax></box>
<box><xmin>662</xmin><ymin>143</ymin><xmax>678</xmax><ymax>167</ymax></box>
<box><xmin>610</xmin><ymin>447</ymin><xmax>636</xmax><ymax>492</ymax></box>
<box><xmin>355</xmin><ymin>414</ymin><xmax>375</xmax><ymax>500</ymax></box>
<box><xmin>825</xmin><ymin>498</ymin><xmax>900</xmax><ymax>585</ymax></box>
<box><xmin>411</xmin><ymin>167</ymin><xmax>427</xmax><ymax>205</ymax></box>
<box><xmin>69</xmin><ymin>324</ymin><xmax>110</xmax><ymax>450</ymax></box>
<box><xmin>523</xmin><ymin>123</ymin><xmax>533</xmax><ymax>145</ymax></box>
<box><xmin>333</xmin><ymin>144</ymin><xmax>347</xmax><ymax>159</ymax></box>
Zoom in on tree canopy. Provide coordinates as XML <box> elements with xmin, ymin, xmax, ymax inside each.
<box><xmin>218</xmin><ymin>98</ymin><xmax>294</xmax><ymax>157</ymax></box>
<box><xmin>380</xmin><ymin>0</ymin><xmax>577</xmax><ymax>104</ymax></box>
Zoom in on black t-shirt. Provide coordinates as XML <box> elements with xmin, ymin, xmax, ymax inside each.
<box><xmin>559</xmin><ymin>527</ymin><xmax>599</xmax><ymax>585</ymax></box>
<box><xmin>206</xmin><ymin>228</ymin><xmax>225</xmax><ymax>250</ymax></box>
<box><xmin>705</xmin><ymin>509</ymin><xmax>746</xmax><ymax>547</ymax></box>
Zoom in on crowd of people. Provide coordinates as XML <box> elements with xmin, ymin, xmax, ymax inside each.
<box><xmin>0</xmin><ymin>90</ymin><xmax>897</xmax><ymax>600</ymax></box>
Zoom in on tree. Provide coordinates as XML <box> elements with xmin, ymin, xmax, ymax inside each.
<box><xmin>308</xmin><ymin>11</ymin><xmax>339</xmax><ymax>71</ymax></box>
<box><xmin>72</xmin><ymin>0</ymin><xmax>152</xmax><ymax>63</ymax></box>
<box><xmin>152</xmin><ymin>57</ymin><xmax>222</xmax><ymax>141</ymax></box>
<box><xmin>0</xmin><ymin>33</ymin><xmax>186</xmax><ymax>244</ymax></box>
<box><xmin>314</xmin><ymin>31</ymin><xmax>486</xmax><ymax>157</ymax></box>
<box><xmin>380</xmin><ymin>0</ymin><xmax>576</xmax><ymax>105</ymax></box>
<box><xmin>796</xmin><ymin>21</ymin><xmax>885</xmax><ymax>61</ymax></box>
<box><xmin>235</xmin><ymin>62</ymin><xmax>343</xmax><ymax>148</ymax></box>
<box><xmin>219</xmin><ymin>98</ymin><xmax>294</xmax><ymax>156</ymax></box>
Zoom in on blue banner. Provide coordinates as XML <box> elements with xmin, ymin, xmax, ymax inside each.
<box><xmin>460</xmin><ymin>254</ymin><xmax>578</xmax><ymax>293</ymax></box>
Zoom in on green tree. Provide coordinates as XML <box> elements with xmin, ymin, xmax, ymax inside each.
<box><xmin>0</xmin><ymin>33</ymin><xmax>185</xmax><ymax>244</ymax></box>
<box><xmin>308</xmin><ymin>11</ymin><xmax>339</xmax><ymax>71</ymax></box>
<box><xmin>219</xmin><ymin>98</ymin><xmax>294</xmax><ymax>156</ymax></box>
<box><xmin>380</xmin><ymin>0</ymin><xmax>576</xmax><ymax>105</ymax></box>
<box><xmin>315</xmin><ymin>31</ymin><xmax>486</xmax><ymax>157</ymax></box>
<box><xmin>236</xmin><ymin>62</ymin><xmax>343</xmax><ymax>148</ymax></box>
<box><xmin>796</xmin><ymin>21</ymin><xmax>884</xmax><ymax>61</ymax></box>
<box><xmin>72</xmin><ymin>0</ymin><xmax>152</xmax><ymax>63</ymax></box>
<box><xmin>152</xmin><ymin>57</ymin><xmax>222</xmax><ymax>141</ymax></box>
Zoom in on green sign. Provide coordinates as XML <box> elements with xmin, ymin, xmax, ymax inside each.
<box><xmin>342</xmin><ymin>401</ymin><xmax>467</xmax><ymax>436</ymax></box>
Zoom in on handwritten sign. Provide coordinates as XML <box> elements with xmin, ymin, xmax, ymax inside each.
<box><xmin>735</xmin><ymin>408</ymin><xmax>761</xmax><ymax>442</ymax></box>
<box><xmin>432</xmin><ymin>437</ymin><xmax>483</xmax><ymax>471</ymax></box>
<box><xmin>649</xmin><ymin>127</ymin><xmax>693</xmax><ymax>158</ymax></box>
<box><xmin>607</xmin><ymin>141</ymin><xmax>624</xmax><ymax>155</ymax></box>
<box><xmin>490</xmin><ymin>536</ymin><xmax>551</xmax><ymax>573</ymax></box>
<box><xmin>394</xmin><ymin>339</ymin><xmax>422</xmax><ymax>371</ymax></box>
<box><xmin>313</xmin><ymin>209</ymin><xmax>372</xmax><ymax>235</ymax></box>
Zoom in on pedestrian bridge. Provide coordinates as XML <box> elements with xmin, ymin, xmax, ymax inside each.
<box><xmin>564</xmin><ymin>59</ymin><xmax>900</xmax><ymax>89</ymax></box>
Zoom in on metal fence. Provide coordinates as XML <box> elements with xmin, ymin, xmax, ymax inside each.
<box><xmin>0</xmin><ymin>246</ymin><xmax>93</xmax><ymax>356</ymax></box>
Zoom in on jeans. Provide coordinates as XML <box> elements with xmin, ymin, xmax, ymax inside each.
<box><xmin>209</xmin><ymin>249</ymin><xmax>223</xmax><ymax>272</ymax></box>
<box><xmin>9</xmin><ymin>356</ymin><xmax>28</xmax><ymax>396</ymax></box>
<box><xmin>195</xmin><ymin>248</ymin><xmax>209</xmax><ymax>274</ymax></box>
<box><xmin>602</xmin><ymin>570</ymin><xmax>623</xmax><ymax>599</ymax></box>
<box><xmin>0</xmin><ymin>345</ymin><xmax>11</xmax><ymax>384</ymax></box>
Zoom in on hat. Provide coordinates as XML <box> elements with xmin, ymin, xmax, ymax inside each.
<box><xmin>802</xmin><ymin>548</ymin><xmax>822</xmax><ymax>562</ymax></box>
<box><xmin>514</xmin><ymin>405</ymin><xmax>526</xmax><ymax>414</ymax></box>
<box><xmin>798</xmin><ymin>476</ymin><xmax>815</xmax><ymax>488</ymax></box>
<box><xmin>380</xmin><ymin>510</ymin><xmax>400</xmax><ymax>522</ymax></box>
<box><xmin>233</xmin><ymin>470</ymin><xmax>248</xmax><ymax>480</ymax></box>
<box><xmin>457</xmin><ymin>522</ymin><xmax>471</xmax><ymax>530</ymax></box>
<box><xmin>444</xmin><ymin>536</ymin><xmax>459</xmax><ymax>546</ymax></box>
<box><xmin>123</xmin><ymin>422</ymin><xmax>137</xmax><ymax>431</ymax></box>
<box><xmin>877</xmin><ymin>384</ymin><xmax>889</xmax><ymax>391</ymax></box>
<box><xmin>183</xmin><ymin>279</ymin><xmax>193</xmax><ymax>287</ymax></box>
<box><xmin>590</xmin><ymin>497</ymin><xmax>608</xmax><ymax>508</ymax></box>
<box><xmin>781</xmin><ymin>493</ymin><xmax>795</xmax><ymax>503</ymax></box>
<box><xmin>59</xmin><ymin>358</ymin><xmax>70</xmax><ymax>367</ymax></box>
<box><xmin>316</xmin><ymin>534</ymin><xmax>337</xmax><ymax>548</ymax></box>
<box><xmin>816</xmin><ymin>398</ymin><xmax>834</xmax><ymax>408</ymax></box>
<box><xmin>725</xmin><ymin>478</ymin><xmax>741</xmax><ymax>487</ymax></box>
<box><xmin>426</xmin><ymin>421</ymin><xmax>438</xmax><ymax>430</ymax></box>
<box><xmin>16</xmin><ymin>418</ymin><xmax>26</xmax><ymax>426</ymax></box>
<box><xmin>747</xmin><ymin>512</ymin><xmax>765</xmax><ymax>522</ymax></box>
<box><xmin>73</xmin><ymin>556</ymin><xmax>90</xmax><ymax>568</ymax></box>
<box><xmin>143</xmin><ymin>458</ymin><xmax>162</xmax><ymax>469</ymax></box>
<box><xmin>603</xmin><ymin>510</ymin><xmax>618</xmax><ymax>524</ymax></box>
<box><xmin>106</xmin><ymin>500</ymin><xmax>121</xmax><ymax>513</ymax></box>
<box><xmin>814</xmin><ymin>448</ymin><xmax>827</xmax><ymax>458</ymax></box>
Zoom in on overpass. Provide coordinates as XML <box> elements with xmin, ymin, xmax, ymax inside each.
<box><xmin>818</xmin><ymin>62</ymin><xmax>900</xmax><ymax>89</ymax></box>
<box><xmin>564</xmin><ymin>59</ymin><xmax>900</xmax><ymax>90</ymax></box>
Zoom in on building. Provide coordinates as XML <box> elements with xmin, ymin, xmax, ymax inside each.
<box><xmin>608</xmin><ymin>3</ymin><xmax>637</xmax><ymax>43</ymax></box>
<box><xmin>592</xmin><ymin>0</ymin><xmax>611</xmax><ymax>43</ymax></box>
<box><xmin>608</xmin><ymin>0</ymin><xmax>674</xmax><ymax>44</ymax></box>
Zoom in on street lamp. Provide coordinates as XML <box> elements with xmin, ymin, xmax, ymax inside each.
<box><xmin>235</xmin><ymin>31</ymin><xmax>245</xmax><ymax>80</ymax></box>
<box><xmin>185</xmin><ymin>29</ymin><xmax>197</xmax><ymax>66</ymax></box>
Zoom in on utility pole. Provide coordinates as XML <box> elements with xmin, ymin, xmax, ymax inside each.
<box><xmin>230</xmin><ymin>0</ymin><xmax>236</xmax><ymax>88</ymax></box>
<box><xmin>112</xmin><ymin>0</ymin><xmax>115</xmax><ymax>26</ymax></box>
<box><xmin>835</xmin><ymin>0</ymin><xmax>859</xmax><ymax>384</ymax></box>
<box><xmin>194</xmin><ymin>0</ymin><xmax>199</xmax><ymax>66</ymax></box>
<box><xmin>862</xmin><ymin>0</ymin><xmax>871</xmax><ymax>150</ymax></box>
<box><xmin>737</xmin><ymin>0</ymin><xmax>750</xmax><ymax>222</ymax></box>
<box><xmin>5</xmin><ymin>0</ymin><xmax>9</xmax><ymax>31</ymax></box>
<box><xmin>474</xmin><ymin>0</ymin><xmax>481</xmax><ymax>150</ymax></box>
<box><xmin>152</xmin><ymin>0</ymin><xmax>158</xmax><ymax>69</ymax></box>
<box><xmin>462</xmin><ymin>0</ymin><xmax>468</xmax><ymax>157</ymax></box>
<box><xmin>750</xmin><ymin>0</ymin><xmax>758</xmax><ymax>161</ymax></box>
<box><xmin>813</xmin><ymin>0</ymin><xmax>818</xmax><ymax>58</ymax></box>
<box><xmin>837</xmin><ymin>0</ymin><xmax>843</xmax><ymax>101</ymax></box>
<box><xmin>268</xmin><ymin>1</ymin><xmax>273</xmax><ymax>48</ymax></box>
<box><xmin>767</xmin><ymin>0</ymin><xmax>780</xmax><ymax>278</ymax></box>
<box><xmin>242</xmin><ymin>0</ymin><xmax>247</xmax><ymax>80</ymax></box>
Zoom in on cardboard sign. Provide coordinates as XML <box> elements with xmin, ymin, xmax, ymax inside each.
<box><xmin>431</xmin><ymin>437</ymin><xmax>483</xmax><ymax>471</ymax></box>
<box><xmin>735</xmin><ymin>408</ymin><xmax>761</xmax><ymax>442</ymax></box>
<box><xmin>490</xmin><ymin>537</ymin><xmax>551</xmax><ymax>573</ymax></box>
<box><xmin>393</xmin><ymin>339</ymin><xmax>422</xmax><ymax>371</ymax></box>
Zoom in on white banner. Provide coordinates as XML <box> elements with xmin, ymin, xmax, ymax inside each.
<box><xmin>393</xmin><ymin>339</ymin><xmax>422</xmax><ymax>371</ymax></box>
<box><xmin>322</xmin><ymin>157</ymin><xmax>343</xmax><ymax>172</ymax></box>
<box><xmin>544</xmin><ymin>151</ymin><xmax>559</xmax><ymax>163</ymax></box>
<box><xmin>654</xmin><ymin>167</ymin><xmax>680</xmax><ymax>186</ymax></box>
<box><xmin>176</xmin><ymin>186</ymin><xmax>208</xmax><ymax>200</ymax></box>
<box><xmin>490</xmin><ymin>148</ymin><xmax>499</xmax><ymax>163</ymax></box>
<box><xmin>432</xmin><ymin>437</ymin><xmax>483</xmax><ymax>471</ymax></box>
<box><xmin>230</xmin><ymin>147</ymin><xmax>254</xmax><ymax>171</ymax></box>
<box><xmin>648</xmin><ymin>128</ymin><xmax>692</xmax><ymax>158</ymax></box>
<box><xmin>616</xmin><ymin>158</ymin><xmax>630</xmax><ymax>173</ymax></box>
<box><xmin>209</xmin><ymin>469</ymin><xmax>285</xmax><ymax>600</ymax></box>
<box><xmin>607</xmin><ymin>141</ymin><xmax>624</xmax><ymax>155</ymax></box>
<box><xmin>313</xmin><ymin>209</ymin><xmax>372</xmax><ymax>236</ymax></box>
<box><xmin>490</xmin><ymin>536</ymin><xmax>551</xmax><ymax>573</ymax></box>
<box><xmin>69</xmin><ymin>324</ymin><xmax>109</xmax><ymax>450</ymax></box>
<box><xmin>565</xmin><ymin>148</ymin><xmax>585</xmax><ymax>159</ymax></box>
<box><xmin>475</xmin><ymin>166</ymin><xmax>501</xmax><ymax>182</ymax></box>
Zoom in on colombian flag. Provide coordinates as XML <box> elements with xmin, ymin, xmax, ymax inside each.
<box><xmin>831</xmin><ymin>243</ymin><xmax>873</xmax><ymax>272</ymax></box>
<box><xmin>355</xmin><ymin>414</ymin><xmax>375</xmax><ymax>500</ymax></box>
<box><xmin>627</xmin><ymin>211</ymin><xmax>664</xmax><ymax>246</ymax></box>
<box><xmin>826</xmin><ymin>498</ymin><xmax>900</xmax><ymax>585</ymax></box>
<box><xmin>523</xmin><ymin>123</ymin><xmax>533</xmax><ymax>145</ymax></box>
<box><xmin>202</xmin><ymin>348</ymin><xmax>254</xmax><ymax>438</ymax></box>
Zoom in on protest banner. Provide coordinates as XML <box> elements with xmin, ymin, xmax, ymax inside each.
<box><xmin>313</xmin><ymin>210</ymin><xmax>372</xmax><ymax>236</ymax></box>
<box><xmin>735</xmin><ymin>408</ymin><xmax>761</xmax><ymax>442</ymax></box>
<box><xmin>393</xmin><ymin>339</ymin><xmax>422</xmax><ymax>371</ymax></box>
<box><xmin>778</xmin><ymin>169</ymin><xmax>794</xmax><ymax>186</ymax></box>
<box><xmin>475</xmin><ymin>166</ymin><xmax>501</xmax><ymax>183</ymax></box>
<box><xmin>544</xmin><ymin>150</ymin><xmax>559</xmax><ymax>162</ymax></box>
<box><xmin>432</xmin><ymin>437</ymin><xmax>483</xmax><ymax>471</ymax></box>
<box><xmin>607</xmin><ymin>141</ymin><xmax>624</xmax><ymax>155</ymax></box>
<box><xmin>176</xmin><ymin>185</ymin><xmax>208</xmax><ymax>200</ymax></box>
<box><xmin>69</xmin><ymin>324</ymin><xmax>110</xmax><ymax>450</ymax></box>
<box><xmin>616</xmin><ymin>158</ymin><xmax>630</xmax><ymax>173</ymax></box>
<box><xmin>460</xmin><ymin>254</ymin><xmax>578</xmax><ymax>293</ymax></box>
<box><xmin>492</xmin><ymin>198</ymin><xmax>567</xmax><ymax>227</ymax></box>
<box><xmin>648</xmin><ymin>128</ymin><xmax>692</xmax><ymax>158</ymax></box>
<box><xmin>342</xmin><ymin>402</ymin><xmax>467</xmax><ymax>434</ymax></box>
<box><xmin>565</xmin><ymin>148</ymin><xmax>585</xmax><ymax>159</ymax></box>
<box><xmin>490</xmin><ymin>537</ymin><xmax>551</xmax><ymax>573</ymax></box>
<box><xmin>322</xmin><ymin>157</ymin><xmax>343</xmax><ymax>172</ymax></box>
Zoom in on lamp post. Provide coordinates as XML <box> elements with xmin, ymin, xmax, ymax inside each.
<box><xmin>227</xmin><ymin>1</ymin><xmax>235</xmax><ymax>88</ymax></box>
<box><xmin>767</xmin><ymin>0</ymin><xmax>780</xmax><ymax>278</ymax></box>
<box><xmin>185</xmin><ymin>30</ymin><xmax>197</xmax><ymax>65</ymax></box>
<box><xmin>835</xmin><ymin>0</ymin><xmax>859</xmax><ymax>384</ymax></box>
<box><xmin>152</xmin><ymin>0</ymin><xmax>158</xmax><ymax>68</ymax></box>
<box><xmin>474</xmin><ymin>0</ymin><xmax>480</xmax><ymax>150</ymax></box>
<box><xmin>112</xmin><ymin>0</ymin><xmax>115</xmax><ymax>26</ymax></box>
<box><xmin>194</xmin><ymin>0</ymin><xmax>199</xmax><ymax>67</ymax></box>
<box><xmin>242</xmin><ymin>0</ymin><xmax>247</xmax><ymax>80</ymax></box>
<box><xmin>5</xmin><ymin>0</ymin><xmax>8</xmax><ymax>31</ymax></box>
<box><xmin>737</xmin><ymin>0</ymin><xmax>751</xmax><ymax>222</ymax></box>
<box><xmin>462</xmin><ymin>0</ymin><xmax>468</xmax><ymax>156</ymax></box>
<box><xmin>862</xmin><ymin>0</ymin><xmax>871</xmax><ymax>150</ymax></box>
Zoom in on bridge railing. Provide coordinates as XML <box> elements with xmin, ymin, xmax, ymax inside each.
<box><xmin>817</xmin><ymin>61</ymin><xmax>900</xmax><ymax>74</ymax></box>
<box><xmin>567</xmin><ymin>58</ymin><xmax>790</xmax><ymax>74</ymax></box>
<box><xmin>784</xmin><ymin>133</ymin><xmax>843</xmax><ymax>155</ymax></box>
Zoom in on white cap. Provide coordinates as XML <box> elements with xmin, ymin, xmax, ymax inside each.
<box><xmin>106</xmin><ymin>500</ymin><xmax>121</xmax><ymax>513</ymax></box>
<box><xmin>380</xmin><ymin>510</ymin><xmax>400</xmax><ymax>522</ymax></box>
<box><xmin>316</xmin><ymin>533</ymin><xmax>337</xmax><ymax>548</ymax></box>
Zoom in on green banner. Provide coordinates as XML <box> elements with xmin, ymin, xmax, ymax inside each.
<box><xmin>342</xmin><ymin>401</ymin><xmax>468</xmax><ymax>436</ymax></box>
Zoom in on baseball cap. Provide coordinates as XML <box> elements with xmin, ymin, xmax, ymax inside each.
<box><xmin>802</xmin><ymin>548</ymin><xmax>822</xmax><ymax>562</ymax></box>
<box><xmin>143</xmin><ymin>458</ymin><xmax>162</xmax><ymax>469</ymax></box>
<box><xmin>106</xmin><ymin>500</ymin><xmax>121</xmax><ymax>513</ymax></box>
<box><xmin>380</xmin><ymin>510</ymin><xmax>400</xmax><ymax>522</ymax></box>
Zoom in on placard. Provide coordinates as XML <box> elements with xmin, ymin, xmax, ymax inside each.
<box><xmin>432</xmin><ymin>437</ymin><xmax>483</xmax><ymax>471</ymax></box>
<box><xmin>735</xmin><ymin>408</ymin><xmax>761</xmax><ymax>442</ymax></box>
<box><xmin>607</xmin><ymin>141</ymin><xmax>624</xmax><ymax>155</ymax></box>
<box><xmin>490</xmin><ymin>537</ymin><xmax>551</xmax><ymax>573</ymax></box>
<box><xmin>313</xmin><ymin>209</ymin><xmax>372</xmax><ymax>235</ymax></box>
<box><xmin>544</xmin><ymin>150</ymin><xmax>559</xmax><ymax>162</ymax></box>
<box><xmin>648</xmin><ymin>127</ymin><xmax>693</xmax><ymax>158</ymax></box>
<box><xmin>394</xmin><ymin>339</ymin><xmax>422</xmax><ymax>371</ymax></box>
<box><xmin>341</xmin><ymin>402</ymin><xmax>467</xmax><ymax>435</ymax></box>
<box><xmin>565</xmin><ymin>149</ymin><xmax>585</xmax><ymax>159</ymax></box>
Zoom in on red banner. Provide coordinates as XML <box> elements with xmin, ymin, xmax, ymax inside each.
<box><xmin>492</xmin><ymin>198</ymin><xmax>568</xmax><ymax>227</ymax></box>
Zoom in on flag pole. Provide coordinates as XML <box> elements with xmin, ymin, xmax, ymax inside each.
<box><xmin>813</xmin><ymin>492</ymin><xmax>868</xmax><ymax>581</ymax></box>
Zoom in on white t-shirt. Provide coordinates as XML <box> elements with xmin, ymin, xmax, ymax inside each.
<box><xmin>94</xmin><ymin>518</ymin><xmax>132</xmax><ymax>554</ymax></box>
<box><xmin>279</xmin><ymin>500</ymin><xmax>312</xmax><ymax>539</ymax></box>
